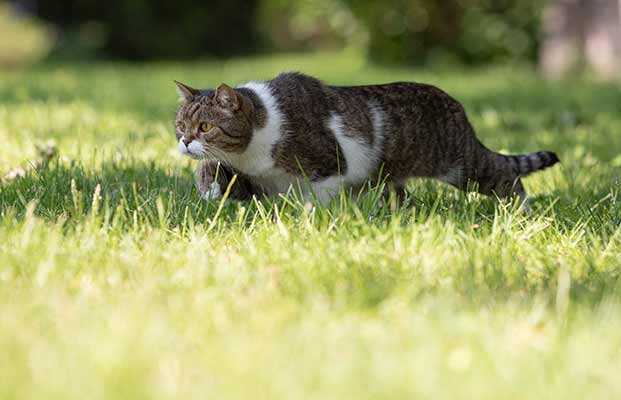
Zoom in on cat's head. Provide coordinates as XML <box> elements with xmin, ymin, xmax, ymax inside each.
<box><xmin>174</xmin><ymin>81</ymin><xmax>254</xmax><ymax>159</ymax></box>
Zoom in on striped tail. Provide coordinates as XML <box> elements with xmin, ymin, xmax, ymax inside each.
<box><xmin>506</xmin><ymin>151</ymin><xmax>560</xmax><ymax>177</ymax></box>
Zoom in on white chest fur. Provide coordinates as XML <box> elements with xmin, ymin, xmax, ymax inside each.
<box><xmin>222</xmin><ymin>82</ymin><xmax>298</xmax><ymax>194</ymax></box>
<box><xmin>222</xmin><ymin>82</ymin><xmax>385</xmax><ymax>202</ymax></box>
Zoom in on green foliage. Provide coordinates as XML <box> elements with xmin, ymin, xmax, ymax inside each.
<box><xmin>344</xmin><ymin>0</ymin><xmax>545</xmax><ymax>65</ymax></box>
<box><xmin>32</xmin><ymin>0</ymin><xmax>261</xmax><ymax>60</ymax></box>
<box><xmin>257</xmin><ymin>0</ymin><xmax>366</xmax><ymax>50</ymax></box>
<box><xmin>0</xmin><ymin>4</ymin><xmax>52</xmax><ymax>67</ymax></box>
<box><xmin>1</xmin><ymin>53</ymin><xmax>621</xmax><ymax>398</ymax></box>
<box><xmin>27</xmin><ymin>0</ymin><xmax>545</xmax><ymax>64</ymax></box>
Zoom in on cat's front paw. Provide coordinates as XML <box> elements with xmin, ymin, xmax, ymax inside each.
<box><xmin>201</xmin><ymin>182</ymin><xmax>223</xmax><ymax>202</ymax></box>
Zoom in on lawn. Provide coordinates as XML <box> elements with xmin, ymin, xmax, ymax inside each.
<box><xmin>1</xmin><ymin>52</ymin><xmax>620</xmax><ymax>399</ymax></box>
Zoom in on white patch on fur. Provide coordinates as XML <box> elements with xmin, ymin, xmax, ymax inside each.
<box><xmin>178</xmin><ymin>138</ymin><xmax>190</xmax><ymax>156</ymax></box>
<box><xmin>310</xmin><ymin>176</ymin><xmax>343</xmax><ymax>204</ymax></box>
<box><xmin>179</xmin><ymin>138</ymin><xmax>207</xmax><ymax>160</ymax></box>
<box><xmin>311</xmin><ymin>103</ymin><xmax>386</xmax><ymax>202</ymax></box>
<box><xmin>253</xmin><ymin>169</ymin><xmax>302</xmax><ymax>195</ymax></box>
<box><xmin>230</xmin><ymin>82</ymin><xmax>284</xmax><ymax>175</ymax></box>
<box><xmin>438</xmin><ymin>167</ymin><xmax>463</xmax><ymax>186</ymax></box>
<box><xmin>187</xmin><ymin>141</ymin><xmax>207</xmax><ymax>158</ymax></box>
<box><xmin>201</xmin><ymin>182</ymin><xmax>222</xmax><ymax>201</ymax></box>
<box><xmin>216</xmin><ymin>81</ymin><xmax>299</xmax><ymax>195</ymax></box>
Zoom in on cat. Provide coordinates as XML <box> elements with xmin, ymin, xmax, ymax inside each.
<box><xmin>174</xmin><ymin>72</ymin><xmax>559</xmax><ymax>206</ymax></box>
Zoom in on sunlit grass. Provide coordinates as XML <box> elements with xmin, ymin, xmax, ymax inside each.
<box><xmin>1</xmin><ymin>52</ymin><xmax>620</xmax><ymax>399</ymax></box>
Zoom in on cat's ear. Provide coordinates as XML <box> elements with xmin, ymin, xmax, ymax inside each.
<box><xmin>175</xmin><ymin>81</ymin><xmax>198</xmax><ymax>102</ymax></box>
<box><xmin>214</xmin><ymin>83</ymin><xmax>240</xmax><ymax>110</ymax></box>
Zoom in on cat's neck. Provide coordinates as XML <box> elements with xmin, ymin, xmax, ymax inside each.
<box><xmin>235</xmin><ymin>86</ymin><xmax>267</xmax><ymax>128</ymax></box>
<box><xmin>222</xmin><ymin>82</ymin><xmax>284</xmax><ymax>177</ymax></box>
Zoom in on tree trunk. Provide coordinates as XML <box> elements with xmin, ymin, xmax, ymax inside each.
<box><xmin>540</xmin><ymin>0</ymin><xmax>621</xmax><ymax>79</ymax></box>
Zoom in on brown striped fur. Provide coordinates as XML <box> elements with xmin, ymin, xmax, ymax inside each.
<box><xmin>175</xmin><ymin>73</ymin><xmax>559</xmax><ymax>204</ymax></box>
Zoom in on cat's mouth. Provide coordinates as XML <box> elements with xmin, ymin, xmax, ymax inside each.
<box><xmin>178</xmin><ymin>138</ymin><xmax>208</xmax><ymax>160</ymax></box>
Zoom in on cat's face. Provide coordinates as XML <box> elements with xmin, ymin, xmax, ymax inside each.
<box><xmin>174</xmin><ymin>81</ymin><xmax>253</xmax><ymax>159</ymax></box>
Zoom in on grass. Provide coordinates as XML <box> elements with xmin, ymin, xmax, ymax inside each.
<box><xmin>1</xmin><ymin>51</ymin><xmax>620</xmax><ymax>399</ymax></box>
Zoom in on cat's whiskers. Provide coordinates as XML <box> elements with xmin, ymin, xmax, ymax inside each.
<box><xmin>176</xmin><ymin>72</ymin><xmax>559</xmax><ymax>205</ymax></box>
<box><xmin>205</xmin><ymin>147</ymin><xmax>233</xmax><ymax>168</ymax></box>
<box><xmin>186</xmin><ymin>140</ymin><xmax>209</xmax><ymax>159</ymax></box>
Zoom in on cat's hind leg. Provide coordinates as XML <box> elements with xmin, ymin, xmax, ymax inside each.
<box><xmin>490</xmin><ymin>175</ymin><xmax>531</xmax><ymax>212</ymax></box>
<box><xmin>472</xmin><ymin>148</ymin><xmax>559</xmax><ymax>211</ymax></box>
<box><xmin>468</xmin><ymin>154</ymin><xmax>531</xmax><ymax>212</ymax></box>
<box><xmin>439</xmin><ymin>152</ymin><xmax>531</xmax><ymax>210</ymax></box>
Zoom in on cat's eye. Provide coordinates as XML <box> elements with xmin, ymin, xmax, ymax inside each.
<box><xmin>199</xmin><ymin>122</ymin><xmax>214</xmax><ymax>132</ymax></box>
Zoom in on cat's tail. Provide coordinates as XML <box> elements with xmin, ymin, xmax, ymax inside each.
<box><xmin>502</xmin><ymin>151</ymin><xmax>560</xmax><ymax>177</ymax></box>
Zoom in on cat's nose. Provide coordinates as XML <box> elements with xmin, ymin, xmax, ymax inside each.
<box><xmin>182</xmin><ymin>137</ymin><xmax>193</xmax><ymax>146</ymax></box>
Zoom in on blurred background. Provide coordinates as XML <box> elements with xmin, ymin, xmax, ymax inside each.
<box><xmin>1</xmin><ymin>0</ymin><xmax>619</xmax><ymax>79</ymax></box>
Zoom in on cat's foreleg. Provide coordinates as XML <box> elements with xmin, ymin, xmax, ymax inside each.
<box><xmin>195</xmin><ymin>160</ymin><xmax>224</xmax><ymax>201</ymax></box>
<box><xmin>194</xmin><ymin>160</ymin><xmax>258</xmax><ymax>202</ymax></box>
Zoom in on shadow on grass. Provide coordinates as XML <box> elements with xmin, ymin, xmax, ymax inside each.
<box><xmin>0</xmin><ymin>159</ymin><xmax>208</xmax><ymax>226</ymax></box>
<box><xmin>1</xmin><ymin>160</ymin><xmax>619</xmax><ymax>309</ymax></box>
<box><xmin>1</xmin><ymin>159</ymin><xmax>619</xmax><ymax>234</ymax></box>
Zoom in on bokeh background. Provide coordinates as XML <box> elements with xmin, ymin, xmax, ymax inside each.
<box><xmin>2</xmin><ymin>3</ymin><xmax>621</xmax><ymax>399</ymax></box>
<box><xmin>2</xmin><ymin>0</ymin><xmax>620</xmax><ymax>78</ymax></box>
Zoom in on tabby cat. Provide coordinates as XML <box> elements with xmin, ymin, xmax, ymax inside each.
<box><xmin>174</xmin><ymin>72</ymin><xmax>558</xmax><ymax>205</ymax></box>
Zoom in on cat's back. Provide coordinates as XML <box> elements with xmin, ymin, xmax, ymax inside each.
<box><xmin>268</xmin><ymin>71</ymin><xmax>326</xmax><ymax>94</ymax></box>
<box><xmin>267</xmin><ymin>73</ymin><xmax>463</xmax><ymax>122</ymax></box>
<box><xmin>267</xmin><ymin>72</ymin><xmax>333</xmax><ymax>119</ymax></box>
<box><xmin>331</xmin><ymin>80</ymin><xmax>464</xmax><ymax>113</ymax></box>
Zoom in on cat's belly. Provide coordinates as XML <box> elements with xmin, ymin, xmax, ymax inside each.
<box><xmin>249</xmin><ymin>167</ymin><xmax>357</xmax><ymax>204</ymax></box>
<box><xmin>250</xmin><ymin>168</ymin><xmax>304</xmax><ymax>196</ymax></box>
